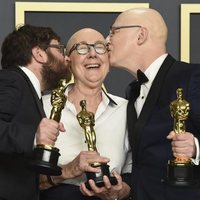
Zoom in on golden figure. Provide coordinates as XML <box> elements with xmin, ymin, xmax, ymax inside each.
<box><xmin>33</xmin><ymin>79</ymin><xmax>69</xmax><ymax>176</ymax></box>
<box><xmin>50</xmin><ymin>79</ymin><xmax>68</xmax><ymax>122</ymax></box>
<box><xmin>77</xmin><ymin>100</ymin><xmax>97</xmax><ymax>152</ymax></box>
<box><xmin>170</xmin><ymin>88</ymin><xmax>190</xmax><ymax>163</ymax></box>
<box><xmin>170</xmin><ymin>88</ymin><xmax>190</xmax><ymax>134</ymax></box>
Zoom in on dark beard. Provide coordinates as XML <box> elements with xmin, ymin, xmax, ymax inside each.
<box><xmin>41</xmin><ymin>51</ymin><xmax>71</xmax><ymax>91</ymax></box>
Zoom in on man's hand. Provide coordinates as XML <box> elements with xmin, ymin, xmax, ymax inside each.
<box><xmin>167</xmin><ymin>131</ymin><xmax>196</xmax><ymax>159</ymax></box>
<box><xmin>80</xmin><ymin>170</ymin><xmax>130</xmax><ymax>200</ymax></box>
<box><xmin>36</xmin><ymin>118</ymin><xmax>65</xmax><ymax>146</ymax></box>
<box><xmin>62</xmin><ymin>151</ymin><xmax>110</xmax><ymax>179</ymax></box>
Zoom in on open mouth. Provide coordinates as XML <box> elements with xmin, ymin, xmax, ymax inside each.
<box><xmin>85</xmin><ymin>64</ymin><xmax>100</xmax><ymax>69</ymax></box>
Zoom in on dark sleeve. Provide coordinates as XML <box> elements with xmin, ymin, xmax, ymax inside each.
<box><xmin>188</xmin><ymin>66</ymin><xmax>200</xmax><ymax>140</ymax></box>
<box><xmin>121</xmin><ymin>173</ymin><xmax>133</xmax><ymax>200</ymax></box>
<box><xmin>0</xmin><ymin>71</ymin><xmax>34</xmax><ymax>154</ymax></box>
<box><xmin>121</xmin><ymin>173</ymin><xmax>131</xmax><ymax>186</ymax></box>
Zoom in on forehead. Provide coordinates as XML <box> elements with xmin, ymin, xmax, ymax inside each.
<box><xmin>113</xmin><ymin>11</ymin><xmax>139</xmax><ymax>26</ymax></box>
<box><xmin>113</xmin><ymin>12</ymin><xmax>129</xmax><ymax>26</ymax></box>
<box><xmin>72</xmin><ymin>30</ymin><xmax>105</xmax><ymax>44</ymax></box>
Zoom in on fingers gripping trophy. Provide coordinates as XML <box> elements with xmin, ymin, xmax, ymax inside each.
<box><xmin>165</xmin><ymin>88</ymin><xmax>198</xmax><ymax>186</ymax></box>
<box><xmin>30</xmin><ymin>79</ymin><xmax>68</xmax><ymax>176</ymax></box>
<box><xmin>77</xmin><ymin>100</ymin><xmax>117</xmax><ymax>189</ymax></box>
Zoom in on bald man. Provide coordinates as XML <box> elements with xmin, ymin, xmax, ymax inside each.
<box><xmin>107</xmin><ymin>8</ymin><xmax>200</xmax><ymax>200</ymax></box>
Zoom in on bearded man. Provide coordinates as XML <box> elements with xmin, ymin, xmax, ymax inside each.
<box><xmin>0</xmin><ymin>24</ymin><xmax>71</xmax><ymax>200</ymax></box>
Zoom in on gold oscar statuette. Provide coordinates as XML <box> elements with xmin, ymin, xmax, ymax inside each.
<box><xmin>164</xmin><ymin>88</ymin><xmax>198</xmax><ymax>186</ymax></box>
<box><xmin>30</xmin><ymin>79</ymin><xmax>68</xmax><ymax>175</ymax></box>
<box><xmin>77</xmin><ymin>100</ymin><xmax>117</xmax><ymax>189</ymax></box>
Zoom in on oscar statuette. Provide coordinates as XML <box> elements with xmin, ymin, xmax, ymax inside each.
<box><xmin>77</xmin><ymin>100</ymin><xmax>117</xmax><ymax>189</ymax></box>
<box><xmin>30</xmin><ymin>79</ymin><xmax>68</xmax><ymax>175</ymax></box>
<box><xmin>164</xmin><ymin>88</ymin><xmax>198</xmax><ymax>186</ymax></box>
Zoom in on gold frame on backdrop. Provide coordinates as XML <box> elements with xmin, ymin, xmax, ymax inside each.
<box><xmin>181</xmin><ymin>4</ymin><xmax>200</xmax><ymax>62</ymax></box>
<box><xmin>15</xmin><ymin>2</ymin><xmax>149</xmax><ymax>86</ymax></box>
<box><xmin>15</xmin><ymin>2</ymin><xmax>149</xmax><ymax>26</ymax></box>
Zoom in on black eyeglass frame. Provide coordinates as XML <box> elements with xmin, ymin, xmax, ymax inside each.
<box><xmin>41</xmin><ymin>44</ymin><xmax>66</xmax><ymax>56</ymax></box>
<box><xmin>109</xmin><ymin>25</ymin><xmax>142</xmax><ymax>35</ymax></box>
<box><xmin>68</xmin><ymin>42</ymin><xmax>107</xmax><ymax>56</ymax></box>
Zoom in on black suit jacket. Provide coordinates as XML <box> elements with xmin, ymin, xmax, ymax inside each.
<box><xmin>127</xmin><ymin>55</ymin><xmax>200</xmax><ymax>200</ymax></box>
<box><xmin>0</xmin><ymin>67</ymin><xmax>45</xmax><ymax>200</ymax></box>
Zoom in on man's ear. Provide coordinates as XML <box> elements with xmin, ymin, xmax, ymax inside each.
<box><xmin>32</xmin><ymin>46</ymin><xmax>47</xmax><ymax>64</ymax></box>
<box><xmin>137</xmin><ymin>27</ymin><xmax>148</xmax><ymax>45</ymax></box>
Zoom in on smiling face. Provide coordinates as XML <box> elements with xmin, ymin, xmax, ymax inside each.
<box><xmin>67</xmin><ymin>28</ymin><xmax>109</xmax><ymax>89</ymax></box>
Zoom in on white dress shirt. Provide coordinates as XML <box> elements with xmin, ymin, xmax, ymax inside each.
<box><xmin>19</xmin><ymin>66</ymin><xmax>42</xmax><ymax>147</ymax></box>
<box><xmin>135</xmin><ymin>53</ymin><xmax>168</xmax><ymax>117</ymax></box>
<box><xmin>19</xmin><ymin>66</ymin><xmax>41</xmax><ymax>99</ymax></box>
<box><xmin>42</xmin><ymin>84</ymin><xmax>132</xmax><ymax>185</ymax></box>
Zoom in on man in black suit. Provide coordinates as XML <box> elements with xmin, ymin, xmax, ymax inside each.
<box><xmin>0</xmin><ymin>24</ymin><xmax>71</xmax><ymax>200</ymax></box>
<box><xmin>107</xmin><ymin>8</ymin><xmax>200</xmax><ymax>200</ymax></box>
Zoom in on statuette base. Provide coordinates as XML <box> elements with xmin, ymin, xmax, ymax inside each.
<box><xmin>85</xmin><ymin>164</ymin><xmax>117</xmax><ymax>190</ymax></box>
<box><xmin>164</xmin><ymin>161</ymin><xmax>199</xmax><ymax>187</ymax></box>
<box><xmin>29</xmin><ymin>146</ymin><xmax>61</xmax><ymax>176</ymax></box>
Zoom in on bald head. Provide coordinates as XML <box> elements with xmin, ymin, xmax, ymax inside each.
<box><xmin>115</xmin><ymin>8</ymin><xmax>168</xmax><ymax>45</ymax></box>
<box><xmin>65</xmin><ymin>28</ymin><xmax>109</xmax><ymax>88</ymax></box>
<box><xmin>107</xmin><ymin>8</ymin><xmax>168</xmax><ymax>73</ymax></box>
<box><xmin>66</xmin><ymin>28</ymin><xmax>106</xmax><ymax>54</ymax></box>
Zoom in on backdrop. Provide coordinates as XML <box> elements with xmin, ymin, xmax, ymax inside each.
<box><xmin>1</xmin><ymin>0</ymin><xmax>200</xmax><ymax>97</ymax></box>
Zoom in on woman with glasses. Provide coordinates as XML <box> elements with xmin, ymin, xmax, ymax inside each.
<box><xmin>40</xmin><ymin>28</ymin><xmax>132</xmax><ymax>200</ymax></box>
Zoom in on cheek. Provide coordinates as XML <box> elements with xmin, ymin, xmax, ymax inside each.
<box><xmin>103</xmin><ymin>64</ymin><xmax>109</xmax><ymax>75</ymax></box>
<box><xmin>70</xmin><ymin>62</ymin><xmax>81</xmax><ymax>75</ymax></box>
<box><xmin>112</xmin><ymin>39</ymin><xmax>124</xmax><ymax>55</ymax></box>
<box><xmin>102</xmin><ymin>56</ymin><xmax>109</xmax><ymax>67</ymax></box>
<box><xmin>70</xmin><ymin>57</ymin><xmax>83</xmax><ymax>71</ymax></box>
<box><xmin>72</xmin><ymin>65</ymin><xmax>82</xmax><ymax>76</ymax></box>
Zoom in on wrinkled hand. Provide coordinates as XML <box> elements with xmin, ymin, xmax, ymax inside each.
<box><xmin>62</xmin><ymin>151</ymin><xmax>110</xmax><ymax>179</ymax></box>
<box><xmin>36</xmin><ymin>118</ymin><xmax>65</xmax><ymax>146</ymax></box>
<box><xmin>80</xmin><ymin>170</ymin><xmax>127</xmax><ymax>200</ymax></box>
<box><xmin>167</xmin><ymin>131</ymin><xmax>196</xmax><ymax>158</ymax></box>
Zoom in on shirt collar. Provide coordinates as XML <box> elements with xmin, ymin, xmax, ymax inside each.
<box><xmin>65</xmin><ymin>83</ymin><xmax>117</xmax><ymax>106</ymax></box>
<box><xmin>19</xmin><ymin>66</ymin><xmax>42</xmax><ymax>99</ymax></box>
<box><xmin>144</xmin><ymin>53</ymin><xmax>168</xmax><ymax>89</ymax></box>
<box><xmin>102</xmin><ymin>88</ymin><xmax>117</xmax><ymax>106</ymax></box>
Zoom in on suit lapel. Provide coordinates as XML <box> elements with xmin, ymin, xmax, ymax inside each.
<box><xmin>127</xmin><ymin>99</ymin><xmax>137</xmax><ymax>149</ymax></box>
<box><xmin>128</xmin><ymin>55</ymin><xmax>176</xmax><ymax>161</ymax></box>
<box><xmin>10</xmin><ymin>67</ymin><xmax>46</xmax><ymax>117</ymax></box>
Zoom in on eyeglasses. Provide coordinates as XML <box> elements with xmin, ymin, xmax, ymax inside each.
<box><xmin>109</xmin><ymin>25</ymin><xmax>142</xmax><ymax>36</ymax></box>
<box><xmin>68</xmin><ymin>42</ymin><xmax>107</xmax><ymax>56</ymax></box>
<box><xmin>42</xmin><ymin>44</ymin><xmax>66</xmax><ymax>56</ymax></box>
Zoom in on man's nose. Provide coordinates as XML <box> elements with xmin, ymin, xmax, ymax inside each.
<box><xmin>106</xmin><ymin>35</ymin><xmax>111</xmax><ymax>43</ymax></box>
<box><xmin>87</xmin><ymin>46</ymin><xmax>97</xmax><ymax>57</ymax></box>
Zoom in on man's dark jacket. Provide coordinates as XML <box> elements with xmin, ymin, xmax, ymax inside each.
<box><xmin>0</xmin><ymin>67</ymin><xmax>45</xmax><ymax>200</ymax></box>
<box><xmin>127</xmin><ymin>55</ymin><xmax>200</xmax><ymax>200</ymax></box>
